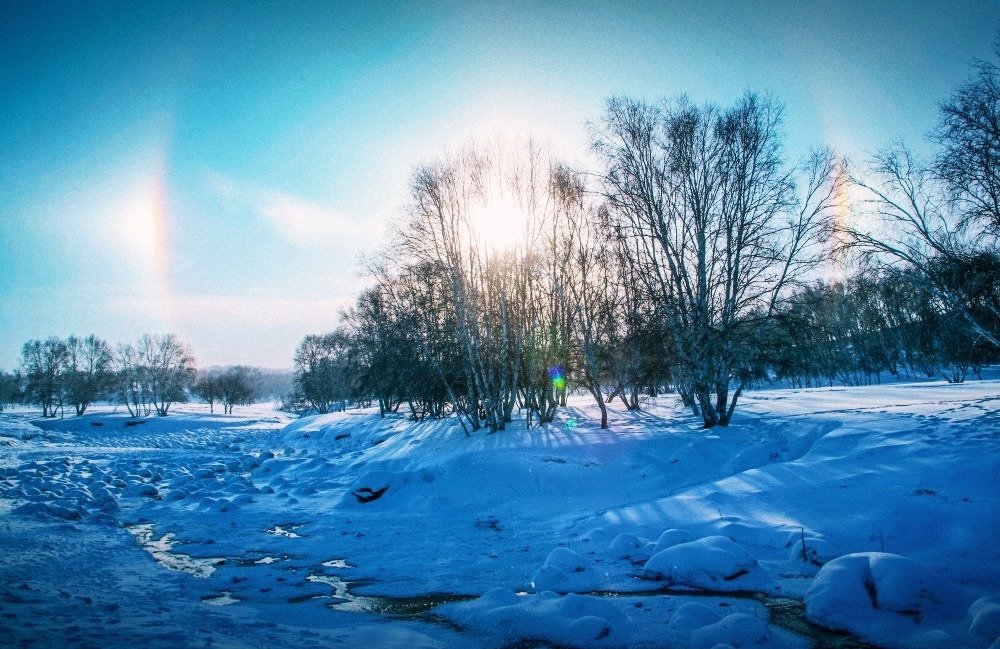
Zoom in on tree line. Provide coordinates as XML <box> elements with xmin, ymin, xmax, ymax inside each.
<box><xmin>0</xmin><ymin>333</ymin><xmax>286</xmax><ymax>417</ymax></box>
<box><xmin>292</xmin><ymin>52</ymin><xmax>999</xmax><ymax>431</ymax></box>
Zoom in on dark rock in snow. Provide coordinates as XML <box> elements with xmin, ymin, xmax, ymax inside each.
<box><xmin>352</xmin><ymin>485</ymin><xmax>388</xmax><ymax>503</ymax></box>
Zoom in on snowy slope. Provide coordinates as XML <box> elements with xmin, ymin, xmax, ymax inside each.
<box><xmin>1</xmin><ymin>381</ymin><xmax>998</xmax><ymax>648</ymax></box>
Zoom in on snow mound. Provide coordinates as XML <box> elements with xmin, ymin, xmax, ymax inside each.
<box><xmin>788</xmin><ymin>536</ymin><xmax>836</xmax><ymax>566</ymax></box>
<box><xmin>653</xmin><ymin>528</ymin><xmax>696</xmax><ymax>554</ymax></box>
<box><xmin>440</xmin><ymin>589</ymin><xmax>808</xmax><ymax>649</ymax></box>
<box><xmin>642</xmin><ymin>536</ymin><xmax>759</xmax><ymax>589</ymax></box>
<box><xmin>608</xmin><ymin>533</ymin><xmax>654</xmax><ymax>561</ymax></box>
<box><xmin>442</xmin><ymin>588</ymin><xmax>619</xmax><ymax>647</ymax></box>
<box><xmin>968</xmin><ymin>596</ymin><xmax>1000</xmax><ymax>642</ymax></box>
<box><xmin>690</xmin><ymin>612</ymin><xmax>772</xmax><ymax>649</ymax></box>
<box><xmin>667</xmin><ymin>601</ymin><xmax>721</xmax><ymax>630</ymax></box>
<box><xmin>805</xmin><ymin>552</ymin><xmax>977</xmax><ymax>648</ymax></box>
<box><xmin>531</xmin><ymin>547</ymin><xmax>602</xmax><ymax>593</ymax></box>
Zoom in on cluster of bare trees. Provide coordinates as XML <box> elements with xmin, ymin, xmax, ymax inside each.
<box><xmin>288</xmin><ymin>332</ymin><xmax>359</xmax><ymax>414</ymax></box>
<box><xmin>6</xmin><ymin>334</ymin><xmax>284</xmax><ymax>417</ymax></box>
<box><xmin>18</xmin><ymin>335</ymin><xmax>114</xmax><ymax>417</ymax></box>
<box><xmin>594</xmin><ymin>93</ymin><xmax>843</xmax><ymax>426</ymax></box>
<box><xmin>297</xmin><ymin>50</ymin><xmax>998</xmax><ymax>431</ymax></box>
<box><xmin>841</xmin><ymin>50</ymin><xmax>1000</xmax><ymax>359</ymax></box>
<box><xmin>770</xmin><ymin>268</ymin><xmax>998</xmax><ymax>387</ymax></box>
<box><xmin>112</xmin><ymin>334</ymin><xmax>196</xmax><ymax>417</ymax></box>
<box><xmin>291</xmin><ymin>94</ymin><xmax>840</xmax><ymax>430</ymax></box>
<box><xmin>193</xmin><ymin>366</ymin><xmax>263</xmax><ymax>414</ymax></box>
<box><xmin>11</xmin><ymin>334</ymin><xmax>196</xmax><ymax>418</ymax></box>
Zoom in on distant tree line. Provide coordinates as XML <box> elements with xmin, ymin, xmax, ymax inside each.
<box><xmin>0</xmin><ymin>334</ymin><xmax>288</xmax><ymax>417</ymax></box>
<box><xmin>1</xmin><ymin>334</ymin><xmax>195</xmax><ymax>417</ymax></box>
<box><xmin>293</xmin><ymin>51</ymin><xmax>999</xmax><ymax>430</ymax></box>
<box><xmin>193</xmin><ymin>366</ymin><xmax>265</xmax><ymax>415</ymax></box>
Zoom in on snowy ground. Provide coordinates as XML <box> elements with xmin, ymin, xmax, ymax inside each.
<box><xmin>1</xmin><ymin>381</ymin><xmax>998</xmax><ymax>649</ymax></box>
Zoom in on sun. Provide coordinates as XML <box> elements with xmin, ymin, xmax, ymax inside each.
<box><xmin>468</xmin><ymin>191</ymin><xmax>528</xmax><ymax>255</ymax></box>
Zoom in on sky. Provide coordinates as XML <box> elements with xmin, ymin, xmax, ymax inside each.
<box><xmin>1</xmin><ymin>1</ymin><xmax>997</xmax><ymax>370</ymax></box>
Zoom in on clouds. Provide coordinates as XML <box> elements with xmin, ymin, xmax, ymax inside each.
<box><xmin>207</xmin><ymin>173</ymin><xmax>377</xmax><ymax>248</ymax></box>
<box><xmin>0</xmin><ymin>284</ymin><xmax>351</xmax><ymax>369</ymax></box>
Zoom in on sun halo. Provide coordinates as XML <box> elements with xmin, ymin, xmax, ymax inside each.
<box><xmin>468</xmin><ymin>192</ymin><xmax>529</xmax><ymax>255</ymax></box>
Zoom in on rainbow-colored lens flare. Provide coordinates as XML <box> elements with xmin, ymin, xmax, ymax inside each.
<box><xmin>548</xmin><ymin>365</ymin><xmax>566</xmax><ymax>391</ymax></box>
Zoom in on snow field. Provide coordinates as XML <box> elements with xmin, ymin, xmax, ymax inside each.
<box><xmin>0</xmin><ymin>383</ymin><xmax>998</xmax><ymax>648</ymax></box>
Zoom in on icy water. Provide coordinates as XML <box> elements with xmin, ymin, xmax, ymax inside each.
<box><xmin>131</xmin><ymin>527</ymin><xmax>875</xmax><ymax>649</ymax></box>
<box><xmin>121</xmin><ymin>513</ymin><xmax>862</xmax><ymax>647</ymax></box>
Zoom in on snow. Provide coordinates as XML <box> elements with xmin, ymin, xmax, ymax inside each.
<box><xmin>436</xmin><ymin>588</ymin><xmax>807</xmax><ymax>649</ymax></box>
<box><xmin>804</xmin><ymin>552</ymin><xmax>976</xmax><ymax>646</ymax></box>
<box><xmin>0</xmin><ymin>380</ymin><xmax>998</xmax><ymax>648</ymax></box>
<box><xmin>641</xmin><ymin>535</ymin><xmax>761</xmax><ymax>589</ymax></box>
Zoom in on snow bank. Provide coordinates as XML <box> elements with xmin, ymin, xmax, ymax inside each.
<box><xmin>969</xmin><ymin>596</ymin><xmax>1000</xmax><ymax>642</ymax></box>
<box><xmin>3</xmin><ymin>382</ymin><xmax>998</xmax><ymax>649</ymax></box>
<box><xmin>805</xmin><ymin>552</ymin><xmax>981</xmax><ymax>648</ymax></box>
<box><xmin>440</xmin><ymin>588</ymin><xmax>807</xmax><ymax>649</ymax></box>
<box><xmin>689</xmin><ymin>612</ymin><xmax>773</xmax><ymax>649</ymax></box>
<box><xmin>441</xmin><ymin>588</ymin><xmax>618</xmax><ymax>647</ymax></box>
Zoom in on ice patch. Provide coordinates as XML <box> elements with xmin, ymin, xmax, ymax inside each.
<box><xmin>126</xmin><ymin>523</ymin><xmax>225</xmax><ymax>577</ymax></box>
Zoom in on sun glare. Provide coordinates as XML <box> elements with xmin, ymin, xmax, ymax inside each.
<box><xmin>128</xmin><ymin>197</ymin><xmax>162</xmax><ymax>257</ymax></box>
<box><xmin>115</xmin><ymin>180</ymin><xmax>176</xmax><ymax>324</ymax></box>
<box><xmin>469</xmin><ymin>192</ymin><xmax>528</xmax><ymax>255</ymax></box>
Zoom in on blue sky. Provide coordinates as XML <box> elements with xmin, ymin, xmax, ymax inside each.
<box><xmin>1</xmin><ymin>1</ymin><xmax>997</xmax><ymax>369</ymax></box>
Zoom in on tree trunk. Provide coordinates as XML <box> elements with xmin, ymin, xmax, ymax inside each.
<box><xmin>697</xmin><ymin>388</ymin><xmax>718</xmax><ymax>428</ymax></box>
<box><xmin>627</xmin><ymin>386</ymin><xmax>640</xmax><ymax>410</ymax></box>
<box><xmin>592</xmin><ymin>385</ymin><xmax>608</xmax><ymax>429</ymax></box>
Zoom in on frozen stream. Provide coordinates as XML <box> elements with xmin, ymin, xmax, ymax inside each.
<box><xmin>2</xmin><ymin>386</ymin><xmax>998</xmax><ymax>649</ymax></box>
<box><xmin>126</xmin><ymin>515</ymin><xmax>874</xmax><ymax>648</ymax></box>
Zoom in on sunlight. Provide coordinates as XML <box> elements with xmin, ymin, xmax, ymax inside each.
<box><xmin>125</xmin><ymin>193</ymin><xmax>163</xmax><ymax>258</ymax></box>
<box><xmin>116</xmin><ymin>176</ymin><xmax>176</xmax><ymax>325</ymax></box>
<box><xmin>468</xmin><ymin>191</ymin><xmax>528</xmax><ymax>255</ymax></box>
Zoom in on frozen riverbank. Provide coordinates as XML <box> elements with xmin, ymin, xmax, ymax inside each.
<box><xmin>1</xmin><ymin>381</ymin><xmax>998</xmax><ymax>648</ymax></box>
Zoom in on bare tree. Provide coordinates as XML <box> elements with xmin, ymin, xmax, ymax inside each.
<box><xmin>397</xmin><ymin>140</ymin><xmax>546</xmax><ymax>432</ymax></box>
<box><xmin>0</xmin><ymin>370</ymin><xmax>22</xmax><ymax>411</ymax></box>
<box><xmin>845</xmin><ymin>147</ymin><xmax>1000</xmax><ymax>349</ymax></box>
<box><xmin>935</xmin><ymin>48</ymin><xmax>1000</xmax><ymax>235</ymax></box>
<box><xmin>217</xmin><ymin>366</ymin><xmax>261</xmax><ymax>414</ymax></box>
<box><xmin>21</xmin><ymin>338</ymin><xmax>68</xmax><ymax>417</ymax></box>
<box><xmin>595</xmin><ymin>93</ymin><xmax>841</xmax><ymax>427</ymax></box>
<box><xmin>547</xmin><ymin>165</ymin><xmax>619</xmax><ymax>428</ymax></box>
<box><xmin>843</xmin><ymin>48</ymin><xmax>1000</xmax><ymax>352</ymax></box>
<box><xmin>114</xmin><ymin>342</ymin><xmax>149</xmax><ymax>418</ymax></box>
<box><xmin>193</xmin><ymin>370</ymin><xmax>222</xmax><ymax>413</ymax></box>
<box><xmin>63</xmin><ymin>335</ymin><xmax>113</xmax><ymax>416</ymax></box>
<box><xmin>294</xmin><ymin>331</ymin><xmax>357</xmax><ymax>414</ymax></box>
<box><xmin>139</xmin><ymin>334</ymin><xmax>196</xmax><ymax>416</ymax></box>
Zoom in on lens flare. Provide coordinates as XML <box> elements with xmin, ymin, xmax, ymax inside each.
<box><xmin>548</xmin><ymin>365</ymin><xmax>566</xmax><ymax>392</ymax></box>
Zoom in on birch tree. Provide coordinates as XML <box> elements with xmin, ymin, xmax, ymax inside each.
<box><xmin>595</xmin><ymin>93</ymin><xmax>841</xmax><ymax>427</ymax></box>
